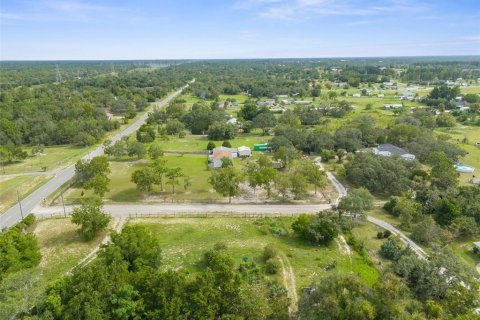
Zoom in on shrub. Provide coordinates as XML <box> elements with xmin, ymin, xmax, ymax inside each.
<box><xmin>206</xmin><ymin>141</ymin><xmax>216</xmax><ymax>150</ymax></box>
<box><xmin>263</xmin><ymin>244</ymin><xmax>278</xmax><ymax>261</ymax></box>
<box><xmin>265</xmin><ymin>258</ymin><xmax>280</xmax><ymax>274</ymax></box>
<box><xmin>383</xmin><ymin>196</ymin><xmax>400</xmax><ymax>215</ymax></box>
<box><xmin>19</xmin><ymin>214</ymin><xmax>36</xmax><ymax>229</ymax></box>
<box><xmin>379</xmin><ymin>238</ymin><xmax>403</xmax><ymax>260</ymax></box>
<box><xmin>383</xmin><ymin>230</ymin><xmax>392</xmax><ymax>238</ymax></box>
<box><xmin>292</xmin><ymin>214</ymin><xmax>339</xmax><ymax>245</ymax></box>
<box><xmin>377</xmin><ymin>231</ymin><xmax>384</xmax><ymax>239</ymax></box>
<box><xmin>222</xmin><ymin>141</ymin><xmax>232</xmax><ymax>148</ymax></box>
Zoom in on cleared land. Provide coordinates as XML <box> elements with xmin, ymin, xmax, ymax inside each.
<box><xmin>129</xmin><ymin>217</ymin><xmax>380</xmax><ymax>289</ymax></box>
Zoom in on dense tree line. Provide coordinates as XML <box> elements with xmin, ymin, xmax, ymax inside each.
<box><xmin>0</xmin><ymin>215</ymin><xmax>40</xmax><ymax>281</ymax></box>
<box><xmin>0</xmin><ymin>64</ymin><xmax>191</xmax><ymax>154</ymax></box>
<box><xmin>26</xmin><ymin>225</ymin><xmax>290</xmax><ymax>319</ymax></box>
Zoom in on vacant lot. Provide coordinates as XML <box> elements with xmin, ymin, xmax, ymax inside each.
<box><xmin>129</xmin><ymin>217</ymin><xmax>380</xmax><ymax>289</ymax></box>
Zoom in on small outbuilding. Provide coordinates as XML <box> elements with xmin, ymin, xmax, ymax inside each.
<box><xmin>237</xmin><ymin>146</ymin><xmax>252</xmax><ymax>158</ymax></box>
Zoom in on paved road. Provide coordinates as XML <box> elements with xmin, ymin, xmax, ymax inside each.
<box><xmin>367</xmin><ymin>216</ymin><xmax>427</xmax><ymax>259</ymax></box>
<box><xmin>314</xmin><ymin>157</ymin><xmax>427</xmax><ymax>259</ymax></box>
<box><xmin>0</xmin><ymin>84</ymin><xmax>191</xmax><ymax>230</ymax></box>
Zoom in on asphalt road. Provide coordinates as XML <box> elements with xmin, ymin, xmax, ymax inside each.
<box><xmin>315</xmin><ymin>158</ymin><xmax>426</xmax><ymax>259</ymax></box>
<box><xmin>0</xmin><ymin>84</ymin><xmax>190</xmax><ymax>230</ymax></box>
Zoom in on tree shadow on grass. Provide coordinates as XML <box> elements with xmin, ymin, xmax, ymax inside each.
<box><xmin>40</xmin><ymin>228</ymin><xmax>83</xmax><ymax>248</ymax></box>
<box><xmin>109</xmin><ymin>188</ymin><xmax>141</xmax><ymax>202</ymax></box>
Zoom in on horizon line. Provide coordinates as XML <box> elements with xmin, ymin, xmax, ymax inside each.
<box><xmin>1</xmin><ymin>54</ymin><xmax>480</xmax><ymax>63</ymax></box>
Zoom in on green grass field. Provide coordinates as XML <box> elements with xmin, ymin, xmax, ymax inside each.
<box><xmin>1</xmin><ymin>145</ymin><xmax>88</xmax><ymax>175</ymax></box>
<box><xmin>0</xmin><ymin>175</ymin><xmax>53</xmax><ymax>213</ymax></box>
<box><xmin>434</xmin><ymin>125</ymin><xmax>480</xmax><ymax>185</ymax></box>
<box><xmin>155</xmin><ymin>133</ymin><xmax>269</xmax><ymax>152</ymax></box>
<box><xmin>129</xmin><ymin>217</ymin><xmax>380</xmax><ymax>288</ymax></box>
<box><xmin>66</xmin><ymin>154</ymin><xmax>232</xmax><ymax>203</ymax></box>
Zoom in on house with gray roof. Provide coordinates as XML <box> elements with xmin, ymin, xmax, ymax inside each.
<box><xmin>372</xmin><ymin>144</ymin><xmax>415</xmax><ymax>160</ymax></box>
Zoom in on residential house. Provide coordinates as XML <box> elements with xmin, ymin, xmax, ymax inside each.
<box><xmin>399</xmin><ymin>91</ymin><xmax>414</xmax><ymax>101</ymax></box>
<box><xmin>383</xmin><ymin>104</ymin><xmax>403</xmax><ymax>110</ymax></box>
<box><xmin>372</xmin><ymin>144</ymin><xmax>415</xmax><ymax>160</ymax></box>
<box><xmin>208</xmin><ymin>148</ymin><xmax>234</xmax><ymax>168</ymax></box>
<box><xmin>352</xmin><ymin>93</ymin><xmax>361</xmax><ymax>98</ymax></box>
<box><xmin>227</xmin><ymin>117</ymin><xmax>243</xmax><ymax>128</ymax></box>
<box><xmin>257</xmin><ymin>99</ymin><xmax>276</xmax><ymax>107</ymax></box>
<box><xmin>208</xmin><ymin>146</ymin><xmax>251</xmax><ymax>168</ymax></box>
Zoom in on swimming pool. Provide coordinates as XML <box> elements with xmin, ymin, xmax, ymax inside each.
<box><xmin>455</xmin><ymin>163</ymin><xmax>475</xmax><ymax>173</ymax></box>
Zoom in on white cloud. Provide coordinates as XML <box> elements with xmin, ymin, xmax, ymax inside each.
<box><xmin>0</xmin><ymin>1</ymin><xmax>128</xmax><ymax>24</ymax></box>
<box><xmin>236</xmin><ymin>0</ymin><xmax>428</xmax><ymax>20</ymax></box>
<box><xmin>463</xmin><ymin>35</ymin><xmax>480</xmax><ymax>41</ymax></box>
<box><xmin>43</xmin><ymin>1</ymin><xmax>115</xmax><ymax>14</ymax></box>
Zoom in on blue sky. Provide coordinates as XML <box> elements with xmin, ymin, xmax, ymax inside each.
<box><xmin>1</xmin><ymin>0</ymin><xmax>479</xmax><ymax>60</ymax></box>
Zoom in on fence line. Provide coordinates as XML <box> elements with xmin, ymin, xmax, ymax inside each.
<box><xmin>127</xmin><ymin>212</ymin><xmax>301</xmax><ymax>219</ymax></box>
<box><xmin>35</xmin><ymin>211</ymin><xmax>304</xmax><ymax>221</ymax></box>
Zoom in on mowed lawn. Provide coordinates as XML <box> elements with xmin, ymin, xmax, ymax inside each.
<box><xmin>0</xmin><ymin>175</ymin><xmax>53</xmax><ymax>213</ymax></box>
<box><xmin>66</xmin><ymin>154</ymin><xmax>244</xmax><ymax>203</ymax></box>
<box><xmin>129</xmin><ymin>217</ymin><xmax>380</xmax><ymax>288</ymax></box>
<box><xmin>435</xmin><ymin>125</ymin><xmax>480</xmax><ymax>185</ymax></box>
<box><xmin>155</xmin><ymin>134</ymin><xmax>269</xmax><ymax>152</ymax></box>
<box><xmin>1</xmin><ymin>145</ymin><xmax>88</xmax><ymax>175</ymax></box>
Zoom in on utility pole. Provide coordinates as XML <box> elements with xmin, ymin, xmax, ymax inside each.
<box><xmin>60</xmin><ymin>190</ymin><xmax>67</xmax><ymax>217</ymax></box>
<box><xmin>17</xmin><ymin>189</ymin><xmax>24</xmax><ymax>220</ymax></box>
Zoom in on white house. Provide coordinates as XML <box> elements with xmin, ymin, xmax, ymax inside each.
<box><xmin>257</xmin><ymin>99</ymin><xmax>276</xmax><ymax>107</ymax></box>
<box><xmin>377</xmin><ymin>93</ymin><xmax>385</xmax><ymax>98</ymax></box>
<box><xmin>373</xmin><ymin>144</ymin><xmax>415</xmax><ymax>160</ymax></box>
<box><xmin>352</xmin><ymin>93</ymin><xmax>361</xmax><ymax>98</ymax></box>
